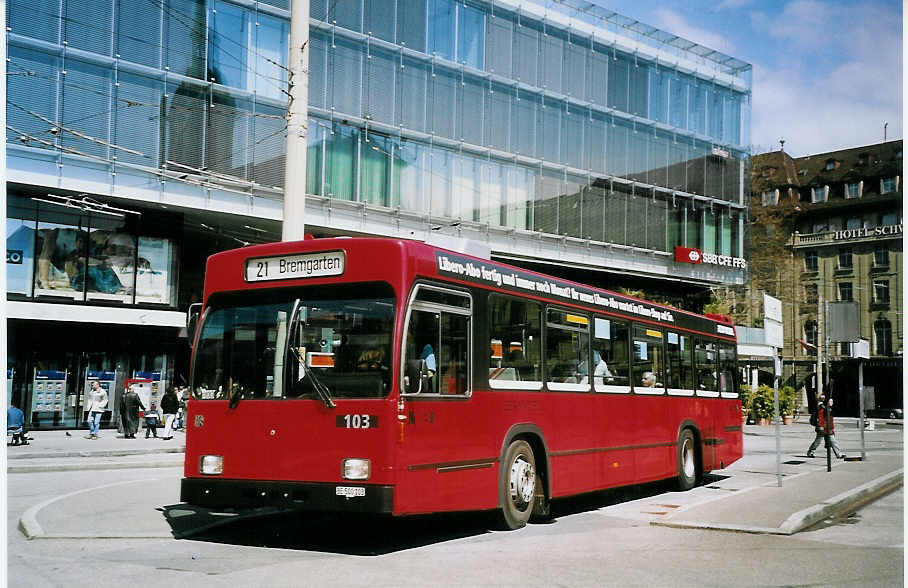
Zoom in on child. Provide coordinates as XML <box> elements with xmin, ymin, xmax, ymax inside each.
<box><xmin>144</xmin><ymin>403</ymin><xmax>160</xmax><ymax>438</ymax></box>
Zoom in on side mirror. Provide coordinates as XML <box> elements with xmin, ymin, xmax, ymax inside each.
<box><xmin>186</xmin><ymin>303</ymin><xmax>202</xmax><ymax>347</ymax></box>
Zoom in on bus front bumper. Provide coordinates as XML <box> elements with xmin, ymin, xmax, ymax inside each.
<box><xmin>180</xmin><ymin>478</ymin><xmax>394</xmax><ymax>513</ymax></box>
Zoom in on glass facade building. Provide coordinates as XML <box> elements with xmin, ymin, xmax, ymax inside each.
<box><xmin>6</xmin><ymin>0</ymin><xmax>751</xmax><ymax>428</ymax></box>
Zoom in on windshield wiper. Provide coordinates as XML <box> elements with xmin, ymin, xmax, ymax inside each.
<box><xmin>287</xmin><ymin>299</ymin><xmax>336</xmax><ymax>409</ymax></box>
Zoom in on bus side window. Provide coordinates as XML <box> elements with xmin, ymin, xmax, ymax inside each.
<box><xmin>592</xmin><ymin>316</ymin><xmax>630</xmax><ymax>391</ymax></box>
<box><xmin>718</xmin><ymin>342</ymin><xmax>738</xmax><ymax>397</ymax></box>
<box><xmin>403</xmin><ymin>285</ymin><xmax>471</xmax><ymax>396</ymax></box>
<box><xmin>695</xmin><ymin>338</ymin><xmax>718</xmax><ymax>396</ymax></box>
<box><xmin>488</xmin><ymin>295</ymin><xmax>542</xmax><ymax>388</ymax></box>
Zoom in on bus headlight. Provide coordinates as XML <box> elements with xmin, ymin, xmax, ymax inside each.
<box><xmin>200</xmin><ymin>455</ymin><xmax>224</xmax><ymax>475</ymax></box>
<box><xmin>342</xmin><ymin>458</ymin><xmax>371</xmax><ymax>480</ymax></box>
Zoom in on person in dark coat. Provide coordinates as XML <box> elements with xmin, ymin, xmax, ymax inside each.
<box><xmin>160</xmin><ymin>388</ymin><xmax>180</xmax><ymax>440</ymax></box>
<box><xmin>807</xmin><ymin>394</ymin><xmax>846</xmax><ymax>458</ymax></box>
<box><xmin>122</xmin><ymin>387</ymin><xmax>144</xmax><ymax>439</ymax></box>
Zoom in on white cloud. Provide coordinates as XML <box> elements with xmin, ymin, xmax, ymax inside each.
<box><xmin>749</xmin><ymin>1</ymin><xmax>902</xmax><ymax>155</ymax></box>
<box><xmin>652</xmin><ymin>8</ymin><xmax>735</xmax><ymax>54</ymax></box>
<box><xmin>715</xmin><ymin>0</ymin><xmax>754</xmax><ymax>10</ymax></box>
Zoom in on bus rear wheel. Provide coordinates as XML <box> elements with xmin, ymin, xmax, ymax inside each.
<box><xmin>676</xmin><ymin>429</ymin><xmax>698</xmax><ymax>491</ymax></box>
<box><xmin>498</xmin><ymin>440</ymin><xmax>536</xmax><ymax>530</ymax></box>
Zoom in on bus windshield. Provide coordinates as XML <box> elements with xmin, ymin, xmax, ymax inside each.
<box><xmin>192</xmin><ymin>283</ymin><xmax>395</xmax><ymax>401</ymax></box>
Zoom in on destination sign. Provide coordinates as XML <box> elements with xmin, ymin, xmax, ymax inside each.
<box><xmin>245</xmin><ymin>250</ymin><xmax>345</xmax><ymax>282</ymax></box>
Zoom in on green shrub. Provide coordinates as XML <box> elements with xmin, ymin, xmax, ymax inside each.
<box><xmin>779</xmin><ymin>385</ymin><xmax>797</xmax><ymax>416</ymax></box>
<box><xmin>739</xmin><ymin>384</ymin><xmax>753</xmax><ymax>417</ymax></box>
<box><xmin>751</xmin><ymin>385</ymin><xmax>775</xmax><ymax>421</ymax></box>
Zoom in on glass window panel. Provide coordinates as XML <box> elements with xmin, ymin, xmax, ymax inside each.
<box><xmin>626</xmin><ymin>193</ymin><xmax>646</xmax><ymax>247</ymax></box>
<box><xmin>646</xmin><ymin>197</ymin><xmax>668</xmax><ymax>251</ymax></box>
<box><xmin>136</xmin><ymin>237</ymin><xmax>176</xmax><ymax>305</ymax></box>
<box><xmin>457</xmin><ymin>3</ymin><xmax>484</xmax><ymax>69</ymax></box>
<box><xmin>118</xmin><ymin>0</ymin><xmax>161</xmax><ymax>67</ymax></box>
<box><xmin>397</xmin><ymin>0</ymin><xmax>427</xmax><ymax>51</ymax></box>
<box><xmin>251</xmin><ymin>102</ymin><xmax>286</xmax><ymax>189</ymax></box>
<box><xmin>562</xmin><ymin>108</ymin><xmax>584</xmax><ymax>169</ymax></box>
<box><xmin>209</xmin><ymin>2</ymin><xmax>249</xmax><ymax>89</ymax></box>
<box><xmin>486</xmin><ymin>15</ymin><xmax>512</xmax><ymax>77</ymax></box>
<box><xmin>668</xmin><ymin>136</ymin><xmax>688</xmax><ymax>192</ymax></box>
<box><xmin>608</xmin><ymin>53</ymin><xmax>630</xmax><ymax>112</ymax></box>
<box><xmin>668</xmin><ymin>207</ymin><xmax>683</xmax><ymax>249</ymax></box>
<box><xmin>485</xmin><ymin>83</ymin><xmax>510</xmax><ymax>151</ymax></box>
<box><xmin>394</xmin><ymin>140</ymin><xmax>429</xmax><ymax>213</ymax></box>
<box><xmin>513</xmin><ymin>22</ymin><xmax>539</xmax><ymax>85</ymax></box>
<box><xmin>163</xmin><ymin>81</ymin><xmax>206</xmax><ymax>171</ymax></box>
<box><xmin>325</xmin><ymin>123</ymin><xmax>358</xmax><ymax>200</ymax></box>
<box><xmin>687</xmin><ymin>140</ymin><xmax>709</xmax><ymax>195</ymax></box>
<box><xmin>541</xmin><ymin>100</ymin><xmax>561</xmax><ymax>162</ymax></box>
<box><xmin>633</xmin><ymin>325</ymin><xmax>664</xmax><ymax>392</ymax></box>
<box><xmin>705</xmin><ymin>152</ymin><xmax>725</xmax><ymax>199</ymax></box>
<box><xmin>589</xmin><ymin>49</ymin><xmax>609</xmax><ymax>107</ymax></box>
<box><xmin>723</xmin><ymin>153</ymin><xmax>740</xmax><ymax>203</ymax></box>
<box><xmin>533</xmin><ymin>171</ymin><xmax>561</xmax><ymax>234</ymax></box>
<box><xmin>366</xmin><ymin>48</ymin><xmax>396</xmax><ymax>125</ymax></box>
<box><xmin>6</xmin><ymin>199</ymin><xmax>37</xmax><ymax>297</ymax></box>
<box><xmin>649</xmin><ymin>68</ymin><xmax>669</xmax><ymax>124</ymax></box>
<box><xmin>479</xmin><ymin>160</ymin><xmax>506</xmax><ymax>226</ymax></box>
<box><xmin>669</xmin><ymin>74</ymin><xmax>688</xmax><ymax>129</ymax></box>
<box><xmin>114</xmin><ymin>72</ymin><xmax>163</xmax><ymax>167</ymax></box>
<box><xmin>7</xmin><ymin>47</ymin><xmax>59</xmax><ymax>149</ymax></box>
<box><xmin>587</xmin><ymin>112</ymin><xmax>606</xmax><ymax>173</ymax></box>
<box><xmin>581</xmin><ymin>184</ymin><xmax>605</xmax><ymax>241</ymax></box>
<box><xmin>559</xmin><ymin>175</ymin><xmax>583</xmax><ymax>238</ymax></box>
<box><xmin>546</xmin><ymin>310</ymin><xmax>589</xmax><ymax>387</ymax></box>
<box><xmin>684</xmin><ymin>207</ymin><xmax>699</xmax><ymax>248</ymax></box>
<box><xmin>541</xmin><ymin>31</ymin><xmax>564</xmax><ymax>93</ymax></box>
<box><xmin>604</xmin><ymin>187</ymin><xmax>627</xmax><ymax>245</ymax></box>
<box><xmin>510</xmin><ymin>90</ymin><xmax>537</xmax><ymax>157</ymax></box>
<box><xmin>650</xmin><ymin>130</ymin><xmax>670</xmax><ymax>189</ymax></box>
<box><xmin>688</xmin><ymin>82</ymin><xmax>708</xmax><ymax>135</ymax></box>
<box><xmin>9</xmin><ymin>0</ymin><xmax>60</xmax><ymax>43</ymax></box>
<box><xmin>708</xmin><ymin>87</ymin><xmax>726</xmax><ymax>141</ymax></box>
<box><xmin>360</xmin><ymin>131</ymin><xmax>391</xmax><ymax>207</ymax></box>
<box><xmin>306</xmin><ymin>120</ymin><xmax>324</xmax><ymax>195</ymax></box>
<box><xmin>309</xmin><ymin>33</ymin><xmax>328</xmax><ymax>110</ymax></box>
<box><xmin>592</xmin><ymin>317</ymin><xmax>630</xmax><ymax>390</ymax></box>
<box><xmin>703</xmin><ymin>210</ymin><xmax>717</xmax><ymax>253</ymax></box>
<box><xmin>430</xmin><ymin>147</ymin><xmax>453</xmax><ymax>217</ymax></box>
<box><xmin>452</xmin><ymin>154</ymin><xmax>481</xmax><ymax>221</ymax></box>
<box><xmin>35</xmin><ymin>218</ymin><xmax>89</xmax><ymax>300</ymax></box>
<box><xmin>665</xmin><ymin>332</ymin><xmax>693</xmax><ymax>390</ymax></box>
<box><xmin>724</xmin><ymin>93</ymin><xmax>741</xmax><ymax>145</ymax></box>
<box><xmin>255</xmin><ymin>14</ymin><xmax>289</xmax><ymax>101</ymax></box>
<box><xmin>86</xmin><ymin>223</ymin><xmax>135</xmax><ymax>304</ymax></box>
<box><xmin>459</xmin><ymin>75</ymin><xmax>485</xmax><ymax>145</ymax></box>
<box><xmin>564</xmin><ymin>40</ymin><xmax>587</xmax><ymax>100</ymax></box>
<box><xmin>398</xmin><ymin>58</ymin><xmax>427</xmax><ymax>132</ymax></box>
<box><xmin>312</xmin><ymin>0</ymin><xmax>328</xmax><ymax>21</ymax></box>
<box><xmin>166</xmin><ymin>0</ymin><xmax>206</xmax><ymax>79</ymax></box>
<box><xmin>719</xmin><ymin>213</ymin><xmax>732</xmax><ymax>255</ymax></box>
<box><xmin>329</xmin><ymin>38</ymin><xmax>363</xmax><ymax>117</ymax></box>
<box><xmin>629</xmin><ymin>61</ymin><xmax>648</xmax><ymax>117</ymax></box>
<box><xmin>429</xmin><ymin>0</ymin><xmax>455</xmax><ymax>60</ymax></box>
<box><xmin>628</xmin><ymin>128</ymin><xmax>648</xmax><ymax>183</ymax></box>
<box><xmin>506</xmin><ymin>165</ymin><xmax>533</xmax><ymax>230</ymax></box>
<box><xmin>332</xmin><ymin>0</ymin><xmax>362</xmax><ymax>32</ymax></box>
<box><xmin>61</xmin><ymin>59</ymin><xmax>111</xmax><ymax>160</ymax></box>
<box><xmin>206</xmin><ymin>90</ymin><xmax>251</xmax><ymax>179</ymax></box>
<box><xmin>488</xmin><ymin>295</ymin><xmax>542</xmax><ymax>387</ymax></box>
<box><xmin>365</xmin><ymin>0</ymin><xmax>394</xmax><ymax>42</ymax></box>
<box><xmin>695</xmin><ymin>339</ymin><xmax>717</xmax><ymax>394</ymax></box>
<box><xmin>606</xmin><ymin>118</ymin><xmax>630</xmax><ymax>178</ymax></box>
<box><xmin>65</xmin><ymin>0</ymin><xmax>112</xmax><ymax>56</ymax></box>
<box><xmin>874</xmin><ymin>245</ymin><xmax>889</xmax><ymax>267</ymax></box>
<box><xmin>431</xmin><ymin>69</ymin><xmax>457</xmax><ymax>139</ymax></box>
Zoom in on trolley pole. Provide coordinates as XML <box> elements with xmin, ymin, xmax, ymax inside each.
<box><xmin>281</xmin><ymin>0</ymin><xmax>310</xmax><ymax>242</ymax></box>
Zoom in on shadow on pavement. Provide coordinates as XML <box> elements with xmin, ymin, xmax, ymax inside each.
<box><xmin>161</xmin><ymin>475</ymin><xmax>731</xmax><ymax>554</ymax></box>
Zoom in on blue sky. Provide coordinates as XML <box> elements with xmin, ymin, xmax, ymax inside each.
<box><xmin>597</xmin><ymin>0</ymin><xmax>903</xmax><ymax>157</ymax></box>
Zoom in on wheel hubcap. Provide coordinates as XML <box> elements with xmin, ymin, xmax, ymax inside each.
<box><xmin>509</xmin><ymin>456</ymin><xmax>535</xmax><ymax>505</ymax></box>
<box><xmin>682</xmin><ymin>439</ymin><xmax>695</xmax><ymax>478</ymax></box>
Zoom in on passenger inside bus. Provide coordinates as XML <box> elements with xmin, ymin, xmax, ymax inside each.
<box><xmin>641</xmin><ymin>371</ymin><xmax>657</xmax><ymax>387</ymax></box>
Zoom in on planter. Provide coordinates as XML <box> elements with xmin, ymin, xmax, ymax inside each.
<box><xmin>757</xmin><ymin>418</ymin><xmax>770</xmax><ymax>426</ymax></box>
<box><xmin>783</xmin><ymin>415</ymin><xmax>794</xmax><ymax>425</ymax></box>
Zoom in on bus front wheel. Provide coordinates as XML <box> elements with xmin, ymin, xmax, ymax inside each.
<box><xmin>498</xmin><ymin>440</ymin><xmax>536</xmax><ymax>530</ymax></box>
<box><xmin>676</xmin><ymin>429</ymin><xmax>698</xmax><ymax>491</ymax></box>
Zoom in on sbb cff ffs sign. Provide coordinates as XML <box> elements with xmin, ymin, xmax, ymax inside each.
<box><xmin>674</xmin><ymin>246</ymin><xmax>747</xmax><ymax>269</ymax></box>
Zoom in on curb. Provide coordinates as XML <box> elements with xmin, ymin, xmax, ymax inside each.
<box><xmin>9</xmin><ymin>459</ymin><xmax>184</xmax><ymax>474</ymax></box>
<box><xmin>653</xmin><ymin>468</ymin><xmax>903</xmax><ymax>535</ymax></box>
<box><xmin>8</xmin><ymin>447</ymin><xmax>185</xmax><ymax>460</ymax></box>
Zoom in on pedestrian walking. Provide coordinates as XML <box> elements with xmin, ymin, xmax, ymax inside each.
<box><xmin>160</xmin><ymin>387</ymin><xmax>179</xmax><ymax>440</ymax></box>
<box><xmin>144</xmin><ymin>403</ymin><xmax>160</xmax><ymax>438</ymax></box>
<box><xmin>84</xmin><ymin>380</ymin><xmax>108</xmax><ymax>440</ymax></box>
<box><xmin>807</xmin><ymin>394</ymin><xmax>846</xmax><ymax>459</ymax></box>
<box><xmin>121</xmin><ymin>385</ymin><xmax>144</xmax><ymax>439</ymax></box>
<box><xmin>175</xmin><ymin>387</ymin><xmax>186</xmax><ymax>430</ymax></box>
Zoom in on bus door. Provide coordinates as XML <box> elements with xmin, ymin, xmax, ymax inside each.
<box><xmin>396</xmin><ymin>284</ymin><xmax>493</xmax><ymax>514</ymax></box>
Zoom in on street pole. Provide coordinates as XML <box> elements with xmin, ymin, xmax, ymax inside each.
<box><xmin>858</xmin><ymin>358</ymin><xmax>866</xmax><ymax>460</ymax></box>
<box><xmin>773</xmin><ymin>355</ymin><xmax>782</xmax><ymax>487</ymax></box>
<box><xmin>281</xmin><ymin>0</ymin><xmax>310</xmax><ymax>242</ymax></box>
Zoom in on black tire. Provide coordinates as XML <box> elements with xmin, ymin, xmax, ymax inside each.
<box><xmin>676</xmin><ymin>429</ymin><xmax>698</xmax><ymax>491</ymax></box>
<box><xmin>498</xmin><ymin>440</ymin><xmax>536</xmax><ymax>530</ymax></box>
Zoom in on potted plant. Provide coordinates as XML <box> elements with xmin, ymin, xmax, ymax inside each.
<box><xmin>751</xmin><ymin>386</ymin><xmax>775</xmax><ymax>425</ymax></box>
<box><xmin>779</xmin><ymin>386</ymin><xmax>796</xmax><ymax>425</ymax></box>
<box><xmin>739</xmin><ymin>384</ymin><xmax>753</xmax><ymax>424</ymax></box>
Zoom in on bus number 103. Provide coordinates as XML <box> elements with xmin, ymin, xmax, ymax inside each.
<box><xmin>337</xmin><ymin>414</ymin><xmax>378</xmax><ymax>429</ymax></box>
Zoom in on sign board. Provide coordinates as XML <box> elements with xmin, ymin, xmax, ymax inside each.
<box><xmin>853</xmin><ymin>338</ymin><xmax>870</xmax><ymax>359</ymax></box>
<box><xmin>32</xmin><ymin>370</ymin><xmax>67</xmax><ymax>413</ymax></box>
<box><xmin>763</xmin><ymin>294</ymin><xmax>783</xmax><ymax>323</ymax></box>
<box><xmin>673</xmin><ymin>246</ymin><xmax>746</xmax><ymax>269</ymax></box>
<box><xmin>765</xmin><ymin>320</ymin><xmax>784</xmax><ymax>349</ymax></box>
<box><xmin>827</xmin><ymin>301</ymin><xmax>860</xmax><ymax>343</ymax></box>
<box><xmin>245</xmin><ymin>251</ymin><xmax>345</xmax><ymax>282</ymax></box>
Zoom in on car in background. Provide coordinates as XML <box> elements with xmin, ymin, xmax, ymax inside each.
<box><xmin>864</xmin><ymin>407</ymin><xmax>903</xmax><ymax>419</ymax></box>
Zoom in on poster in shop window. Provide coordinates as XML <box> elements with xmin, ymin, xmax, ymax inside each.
<box><xmin>135</xmin><ymin>237</ymin><xmax>173</xmax><ymax>304</ymax></box>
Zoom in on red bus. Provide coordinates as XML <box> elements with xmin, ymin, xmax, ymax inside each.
<box><xmin>181</xmin><ymin>237</ymin><xmax>742</xmax><ymax>529</ymax></box>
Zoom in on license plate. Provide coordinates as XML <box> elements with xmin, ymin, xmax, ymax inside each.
<box><xmin>335</xmin><ymin>486</ymin><xmax>366</xmax><ymax>498</ymax></box>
